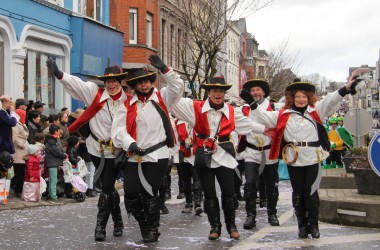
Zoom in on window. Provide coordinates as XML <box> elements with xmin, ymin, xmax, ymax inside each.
<box><xmin>146</xmin><ymin>13</ymin><xmax>152</xmax><ymax>47</ymax></box>
<box><xmin>177</xmin><ymin>29</ymin><xmax>182</xmax><ymax>68</ymax></box>
<box><xmin>170</xmin><ymin>24</ymin><xmax>174</xmax><ymax>67</ymax></box>
<box><xmin>161</xmin><ymin>19</ymin><xmax>166</xmax><ymax>62</ymax></box>
<box><xmin>24</xmin><ymin>51</ymin><xmax>65</xmax><ymax>110</ymax></box>
<box><xmin>129</xmin><ymin>8</ymin><xmax>138</xmax><ymax>44</ymax></box>
<box><xmin>85</xmin><ymin>0</ymin><xmax>102</xmax><ymax>21</ymax></box>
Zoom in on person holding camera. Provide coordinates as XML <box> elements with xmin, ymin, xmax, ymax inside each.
<box><xmin>111</xmin><ymin>55</ymin><xmax>184</xmax><ymax>243</ymax></box>
<box><xmin>241</xmin><ymin>75</ymin><xmax>359</xmax><ymax>239</ymax></box>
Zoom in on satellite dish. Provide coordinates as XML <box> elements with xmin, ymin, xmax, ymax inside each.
<box><xmin>344</xmin><ymin>108</ymin><xmax>372</xmax><ymax>137</ymax></box>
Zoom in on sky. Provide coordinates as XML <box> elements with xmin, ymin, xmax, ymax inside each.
<box><xmin>246</xmin><ymin>0</ymin><xmax>380</xmax><ymax>82</ymax></box>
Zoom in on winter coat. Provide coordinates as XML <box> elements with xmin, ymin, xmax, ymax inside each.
<box><xmin>24</xmin><ymin>154</ymin><xmax>40</xmax><ymax>182</ymax></box>
<box><xmin>66</xmin><ymin>146</ymin><xmax>80</xmax><ymax>167</ymax></box>
<box><xmin>12</xmin><ymin>122</ymin><xmax>29</xmax><ymax>164</ymax></box>
<box><xmin>35</xmin><ymin>142</ymin><xmax>45</xmax><ymax>171</ymax></box>
<box><xmin>27</xmin><ymin>121</ymin><xmax>41</xmax><ymax>144</ymax></box>
<box><xmin>58</xmin><ymin>123</ymin><xmax>69</xmax><ymax>149</ymax></box>
<box><xmin>44</xmin><ymin>135</ymin><xmax>67</xmax><ymax>168</ymax></box>
<box><xmin>0</xmin><ymin>108</ymin><xmax>17</xmax><ymax>154</ymax></box>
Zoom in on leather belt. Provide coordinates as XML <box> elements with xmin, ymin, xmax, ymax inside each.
<box><xmin>197</xmin><ymin>134</ymin><xmax>230</xmax><ymax>142</ymax></box>
<box><xmin>246</xmin><ymin>142</ymin><xmax>271</xmax><ymax>151</ymax></box>
<box><xmin>136</xmin><ymin>141</ymin><xmax>167</xmax><ymax>156</ymax></box>
<box><xmin>287</xmin><ymin>141</ymin><xmax>320</xmax><ymax>147</ymax></box>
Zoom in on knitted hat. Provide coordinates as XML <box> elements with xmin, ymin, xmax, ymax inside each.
<box><xmin>27</xmin><ymin>144</ymin><xmax>39</xmax><ymax>155</ymax></box>
<box><xmin>0</xmin><ymin>151</ymin><xmax>13</xmax><ymax>172</ymax></box>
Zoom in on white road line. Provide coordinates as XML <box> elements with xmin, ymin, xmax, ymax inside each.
<box><xmin>234</xmin><ymin>233</ymin><xmax>380</xmax><ymax>249</ymax></box>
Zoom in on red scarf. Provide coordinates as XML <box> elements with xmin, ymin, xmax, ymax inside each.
<box><xmin>269</xmin><ymin>107</ymin><xmax>323</xmax><ymax>160</ymax></box>
<box><xmin>68</xmin><ymin>88</ymin><xmax>106</xmax><ymax>133</ymax></box>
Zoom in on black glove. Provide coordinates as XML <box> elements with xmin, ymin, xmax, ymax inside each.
<box><xmin>148</xmin><ymin>55</ymin><xmax>169</xmax><ymax>73</ymax></box>
<box><xmin>349</xmin><ymin>75</ymin><xmax>360</xmax><ymax>95</ymax></box>
<box><xmin>128</xmin><ymin>142</ymin><xmax>144</xmax><ymax>156</ymax></box>
<box><xmin>240</xmin><ymin>88</ymin><xmax>258</xmax><ymax>110</ymax></box>
<box><xmin>46</xmin><ymin>57</ymin><xmax>63</xmax><ymax>79</ymax></box>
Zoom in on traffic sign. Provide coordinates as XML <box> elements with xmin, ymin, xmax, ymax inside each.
<box><xmin>368</xmin><ymin>132</ymin><xmax>380</xmax><ymax>177</ymax></box>
<box><xmin>344</xmin><ymin>108</ymin><xmax>372</xmax><ymax>137</ymax></box>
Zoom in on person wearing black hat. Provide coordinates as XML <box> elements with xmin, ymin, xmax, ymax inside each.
<box><xmin>46</xmin><ymin>58</ymin><xmax>128</xmax><ymax>241</ymax></box>
<box><xmin>241</xmin><ymin>75</ymin><xmax>359</xmax><ymax>239</ymax></box>
<box><xmin>171</xmin><ymin>76</ymin><xmax>272</xmax><ymax>240</ymax></box>
<box><xmin>15</xmin><ymin>98</ymin><xmax>28</xmax><ymax>111</ymax></box>
<box><xmin>33</xmin><ymin>101</ymin><xmax>46</xmax><ymax>114</ymax></box>
<box><xmin>111</xmin><ymin>55</ymin><xmax>184</xmax><ymax>243</ymax></box>
<box><xmin>238</xmin><ymin>79</ymin><xmax>280</xmax><ymax>229</ymax></box>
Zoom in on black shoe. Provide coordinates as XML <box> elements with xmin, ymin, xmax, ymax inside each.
<box><xmin>194</xmin><ymin>206</ymin><xmax>203</xmax><ymax>215</ymax></box>
<box><xmin>95</xmin><ymin>227</ymin><xmax>106</xmax><ymax>241</ymax></box>
<box><xmin>243</xmin><ymin>216</ymin><xmax>256</xmax><ymax>229</ymax></box>
<box><xmin>309</xmin><ymin>225</ymin><xmax>320</xmax><ymax>238</ymax></box>
<box><xmin>86</xmin><ymin>189</ymin><xmax>98</xmax><ymax>198</ymax></box>
<box><xmin>176</xmin><ymin>193</ymin><xmax>185</xmax><ymax>199</ymax></box>
<box><xmin>142</xmin><ymin>229</ymin><xmax>160</xmax><ymax>242</ymax></box>
<box><xmin>236</xmin><ymin>194</ymin><xmax>244</xmax><ymax>201</ymax></box>
<box><xmin>268</xmin><ymin>214</ymin><xmax>280</xmax><ymax>226</ymax></box>
<box><xmin>161</xmin><ymin>203</ymin><xmax>169</xmax><ymax>214</ymax></box>
<box><xmin>259</xmin><ymin>199</ymin><xmax>267</xmax><ymax>208</ymax></box>
<box><xmin>298</xmin><ymin>226</ymin><xmax>308</xmax><ymax>239</ymax></box>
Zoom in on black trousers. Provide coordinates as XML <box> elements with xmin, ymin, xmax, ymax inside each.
<box><xmin>123</xmin><ymin>158</ymin><xmax>169</xmax><ymax>200</ymax></box>
<box><xmin>90</xmin><ymin>155</ymin><xmax>119</xmax><ymax>193</ymax></box>
<box><xmin>287</xmin><ymin>163</ymin><xmax>319</xmax><ymax>195</ymax></box>
<box><xmin>234</xmin><ymin>160</ymin><xmax>245</xmax><ymax>195</ymax></box>
<box><xmin>13</xmin><ymin>163</ymin><xmax>26</xmax><ymax>194</ymax></box>
<box><xmin>326</xmin><ymin>150</ymin><xmax>343</xmax><ymax>165</ymax></box>
<box><xmin>195</xmin><ymin>166</ymin><xmax>235</xmax><ymax>199</ymax></box>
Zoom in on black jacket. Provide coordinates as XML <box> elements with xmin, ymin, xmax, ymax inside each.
<box><xmin>45</xmin><ymin>135</ymin><xmax>66</xmax><ymax>168</ymax></box>
<box><xmin>66</xmin><ymin>146</ymin><xmax>80</xmax><ymax>167</ymax></box>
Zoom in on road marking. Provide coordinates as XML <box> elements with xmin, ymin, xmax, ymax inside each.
<box><xmin>233</xmin><ymin>232</ymin><xmax>380</xmax><ymax>249</ymax></box>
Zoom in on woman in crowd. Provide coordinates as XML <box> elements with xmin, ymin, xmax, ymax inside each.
<box><xmin>27</xmin><ymin>110</ymin><xmax>42</xmax><ymax>144</ymax></box>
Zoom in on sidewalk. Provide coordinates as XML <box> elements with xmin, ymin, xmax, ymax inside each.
<box><xmin>319</xmin><ymin>168</ymin><xmax>380</xmax><ymax>228</ymax></box>
<box><xmin>0</xmin><ymin>180</ymin><xmax>123</xmax><ymax>212</ymax></box>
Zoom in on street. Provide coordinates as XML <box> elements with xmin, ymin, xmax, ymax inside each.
<box><xmin>1</xmin><ymin>176</ymin><xmax>380</xmax><ymax>249</ymax></box>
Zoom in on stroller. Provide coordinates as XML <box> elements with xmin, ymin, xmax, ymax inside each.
<box><xmin>62</xmin><ymin>159</ymin><xmax>89</xmax><ymax>202</ymax></box>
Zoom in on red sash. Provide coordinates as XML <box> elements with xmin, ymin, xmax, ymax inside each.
<box><xmin>124</xmin><ymin>91</ymin><xmax>175</xmax><ymax>145</ymax></box>
<box><xmin>193</xmin><ymin>101</ymin><xmax>235</xmax><ymax>149</ymax></box>
<box><xmin>269</xmin><ymin>107</ymin><xmax>323</xmax><ymax>160</ymax></box>
<box><xmin>68</xmin><ymin>88</ymin><xmax>106</xmax><ymax>133</ymax></box>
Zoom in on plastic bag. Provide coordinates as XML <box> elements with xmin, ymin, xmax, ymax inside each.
<box><xmin>77</xmin><ymin>159</ymin><xmax>89</xmax><ymax>178</ymax></box>
<box><xmin>71</xmin><ymin>175</ymin><xmax>88</xmax><ymax>193</ymax></box>
<box><xmin>62</xmin><ymin>161</ymin><xmax>74</xmax><ymax>183</ymax></box>
<box><xmin>6</xmin><ymin>166</ymin><xmax>14</xmax><ymax>179</ymax></box>
<box><xmin>40</xmin><ymin>176</ymin><xmax>47</xmax><ymax>194</ymax></box>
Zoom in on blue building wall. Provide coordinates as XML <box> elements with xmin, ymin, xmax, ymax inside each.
<box><xmin>0</xmin><ymin>0</ymin><xmax>71</xmax><ymax>41</ymax></box>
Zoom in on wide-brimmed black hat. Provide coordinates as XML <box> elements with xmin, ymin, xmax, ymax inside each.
<box><xmin>127</xmin><ymin>68</ymin><xmax>157</xmax><ymax>88</ymax></box>
<box><xmin>285</xmin><ymin>79</ymin><xmax>316</xmax><ymax>93</ymax></box>
<box><xmin>96</xmin><ymin>65</ymin><xmax>128</xmax><ymax>82</ymax></box>
<box><xmin>15</xmin><ymin>98</ymin><xmax>28</xmax><ymax>109</ymax></box>
<box><xmin>201</xmin><ymin>76</ymin><xmax>232</xmax><ymax>90</ymax></box>
<box><xmin>242</xmin><ymin>79</ymin><xmax>270</xmax><ymax>97</ymax></box>
<box><xmin>33</xmin><ymin>101</ymin><xmax>46</xmax><ymax>108</ymax></box>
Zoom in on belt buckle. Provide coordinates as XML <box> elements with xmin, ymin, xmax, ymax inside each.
<box><xmin>258</xmin><ymin>146</ymin><xmax>264</xmax><ymax>152</ymax></box>
<box><xmin>203</xmin><ymin>138</ymin><xmax>218</xmax><ymax>154</ymax></box>
<box><xmin>299</xmin><ymin>141</ymin><xmax>308</xmax><ymax>148</ymax></box>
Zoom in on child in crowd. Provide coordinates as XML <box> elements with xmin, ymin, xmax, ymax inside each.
<box><xmin>65</xmin><ymin>135</ymin><xmax>81</xmax><ymax>198</ymax></box>
<box><xmin>21</xmin><ymin>144</ymin><xmax>41</xmax><ymax>202</ymax></box>
<box><xmin>45</xmin><ymin>125</ymin><xmax>67</xmax><ymax>203</ymax></box>
<box><xmin>34</xmin><ymin>133</ymin><xmax>46</xmax><ymax>177</ymax></box>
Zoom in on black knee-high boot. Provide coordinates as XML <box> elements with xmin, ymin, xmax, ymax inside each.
<box><xmin>243</xmin><ymin>183</ymin><xmax>257</xmax><ymax>229</ymax></box>
<box><xmin>95</xmin><ymin>192</ymin><xmax>111</xmax><ymax>241</ymax></box>
<box><xmin>192</xmin><ymin>171</ymin><xmax>203</xmax><ymax>215</ymax></box>
<box><xmin>110</xmin><ymin>190</ymin><xmax>124</xmax><ymax>237</ymax></box>
<box><xmin>143</xmin><ymin>196</ymin><xmax>161</xmax><ymax>243</ymax></box>
<box><xmin>293</xmin><ymin>193</ymin><xmax>308</xmax><ymax>238</ymax></box>
<box><xmin>266</xmin><ymin>184</ymin><xmax>279</xmax><ymax>226</ymax></box>
<box><xmin>222</xmin><ymin>196</ymin><xmax>240</xmax><ymax>239</ymax></box>
<box><xmin>125</xmin><ymin>196</ymin><xmax>147</xmax><ymax>241</ymax></box>
<box><xmin>306</xmin><ymin>192</ymin><xmax>320</xmax><ymax>238</ymax></box>
<box><xmin>204</xmin><ymin>198</ymin><xmax>222</xmax><ymax>240</ymax></box>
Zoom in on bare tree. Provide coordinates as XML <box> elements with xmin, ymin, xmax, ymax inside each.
<box><xmin>174</xmin><ymin>0</ymin><xmax>273</xmax><ymax>99</ymax></box>
<box><xmin>266</xmin><ymin>40</ymin><xmax>300</xmax><ymax>101</ymax></box>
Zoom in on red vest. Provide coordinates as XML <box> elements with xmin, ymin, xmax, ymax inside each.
<box><xmin>68</xmin><ymin>88</ymin><xmax>106</xmax><ymax>133</ymax></box>
<box><xmin>176</xmin><ymin>121</ymin><xmax>195</xmax><ymax>157</ymax></box>
<box><xmin>269</xmin><ymin>107</ymin><xmax>324</xmax><ymax>160</ymax></box>
<box><xmin>193</xmin><ymin>101</ymin><xmax>235</xmax><ymax>149</ymax></box>
<box><xmin>124</xmin><ymin>91</ymin><xmax>175</xmax><ymax>145</ymax></box>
